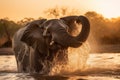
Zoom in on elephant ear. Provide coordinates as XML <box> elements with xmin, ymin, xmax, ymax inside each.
<box><xmin>21</xmin><ymin>19</ymin><xmax>47</xmax><ymax>46</ymax></box>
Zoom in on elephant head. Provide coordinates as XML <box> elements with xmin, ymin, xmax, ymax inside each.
<box><xmin>42</xmin><ymin>16</ymin><xmax>90</xmax><ymax>48</ymax></box>
<box><xmin>21</xmin><ymin>16</ymin><xmax>90</xmax><ymax>49</ymax></box>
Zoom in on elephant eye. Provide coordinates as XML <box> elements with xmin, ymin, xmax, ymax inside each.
<box><xmin>40</xmin><ymin>26</ymin><xmax>44</xmax><ymax>30</ymax></box>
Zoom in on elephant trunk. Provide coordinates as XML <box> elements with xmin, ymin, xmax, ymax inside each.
<box><xmin>58</xmin><ymin>16</ymin><xmax>90</xmax><ymax>48</ymax></box>
<box><xmin>76</xmin><ymin>16</ymin><xmax>90</xmax><ymax>43</ymax></box>
<box><xmin>67</xmin><ymin>16</ymin><xmax>90</xmax><ymax>48</ymax></box>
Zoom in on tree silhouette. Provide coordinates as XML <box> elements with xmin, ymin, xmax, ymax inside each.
<box><xmin>17</xmin><ymin>17</ymin><xmax>34</xmax><ymax>26</ymax></box>
<box><xmin>44</xmin><ymin>7</ymin><xmax>80</xmax><ymax>18</ymax></box>
<box><xmin>0</xmin><ymin>19</ymin><xmax>12</xmax><ymax>47</ymax></box>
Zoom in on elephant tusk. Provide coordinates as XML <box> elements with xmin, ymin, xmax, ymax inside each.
<box><xmin>50</xmin><ymin>41</ymin><xmax>54</xmax><ymax>45</ymax></box>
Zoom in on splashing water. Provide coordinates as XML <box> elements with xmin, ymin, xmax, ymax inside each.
<box><xmin>49</xmin><ymin>42</ymin><xmax>90</xmax><ymax>75</ymax></box>
<box><xmin>49</xmin><ymin>21</ymin><xmax>90</xmax><ymax>75</ymax></box>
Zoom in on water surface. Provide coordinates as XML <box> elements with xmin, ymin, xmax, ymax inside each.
<box><xmin>0</xmin><ymin>53</ymin><xmax>120</xmax><ymax>80</ymax></box>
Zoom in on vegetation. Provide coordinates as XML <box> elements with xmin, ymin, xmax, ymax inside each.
<box><xmin>85</xmin><ymin>11</ymin><xmax>120</xmax><ymax>44</ymax></box>
<box><xmin>0</xmin><ymin>7</ymin><xmax>120</xmax><ymax>48</ymax></box>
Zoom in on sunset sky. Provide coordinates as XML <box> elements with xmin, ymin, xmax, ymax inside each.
<box><xmin>0</xmin><ymin>0</ymin><xmax>120</xmax><ymax>21</ymax></box>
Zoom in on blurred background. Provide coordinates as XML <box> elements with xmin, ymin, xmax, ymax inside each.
<box><xmin>0</xmin><ymin>0</ymin><xmax>120</xmax><ymax>53</ymax></box>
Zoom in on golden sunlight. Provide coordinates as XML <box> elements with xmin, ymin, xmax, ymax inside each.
<box><xmin>93</xmin><ymin>0</ymin><xmax>120</xmax><ymax>18</ymax></box>
<box><xmin>0</xmin><ymin>0</ymin><xmax>120</xmax><ymax>21</ymax></box>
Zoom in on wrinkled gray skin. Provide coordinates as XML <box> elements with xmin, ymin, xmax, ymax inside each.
<box><xmin>13</xmin><ymin>15</ymin><xmax>90</xmax><ymax>73</ymax></box>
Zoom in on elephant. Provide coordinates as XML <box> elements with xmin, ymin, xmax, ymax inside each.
<box><xmin>12</xmin><ymin>15</ymin><xmax>90</xmax><ymax>74</ymax></box>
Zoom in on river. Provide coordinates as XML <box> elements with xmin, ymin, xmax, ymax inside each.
<box><xmin>0</xmin><ymin>53</ymin><xmax>120</xmax><ymax>80</ymax></box>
